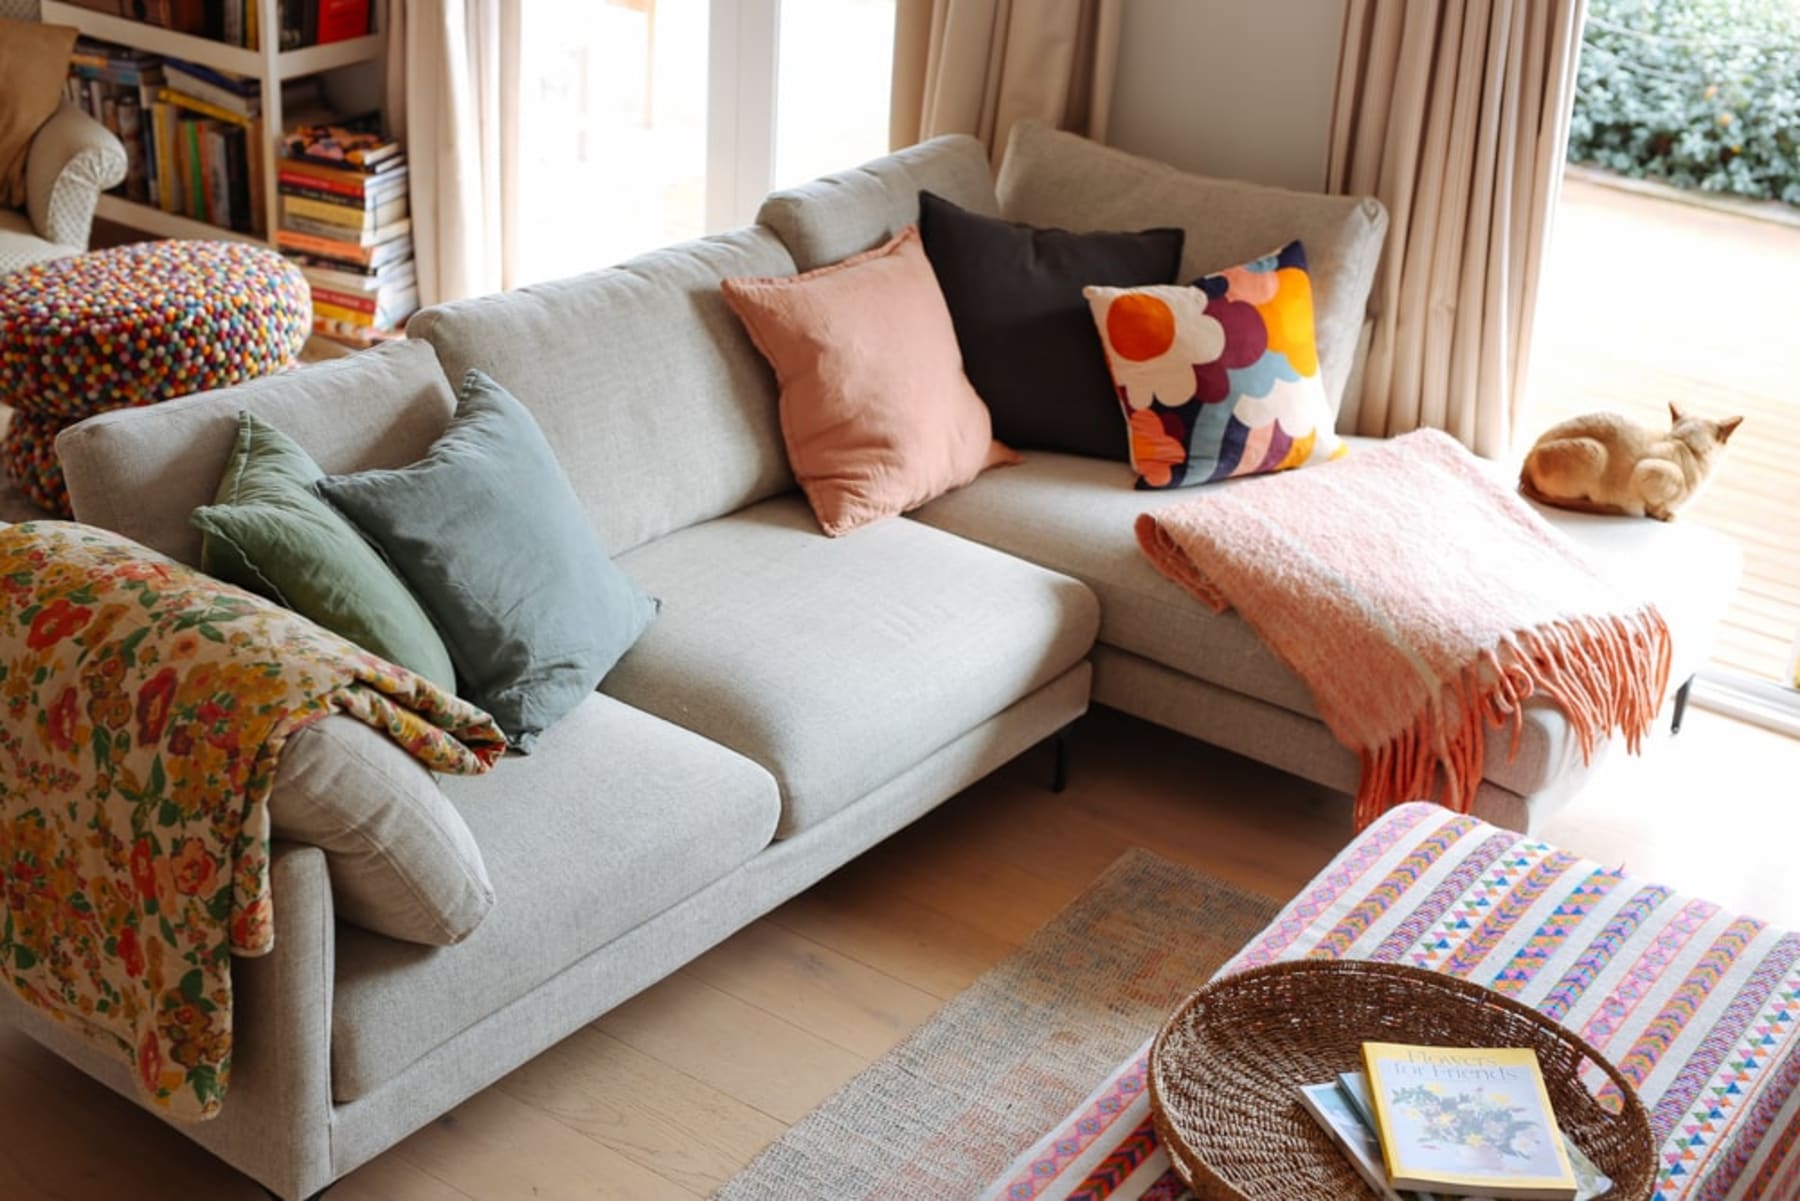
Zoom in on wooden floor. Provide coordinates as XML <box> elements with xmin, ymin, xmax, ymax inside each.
<box><xmin>2</xmin><ymin>704</ymin><xmax>1796</xmax><ymax>1200</ymax></box>
<box><xmin>1528</xmin><ymin>177</ymin><xmax>1800</xmax><ymax>685</ymax></box>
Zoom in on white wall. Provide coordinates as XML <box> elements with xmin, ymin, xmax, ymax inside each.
<box><xmin>1106</xmin><ymin>0</ymin><xmax>1348</xmax><ymax>193</ymax></box>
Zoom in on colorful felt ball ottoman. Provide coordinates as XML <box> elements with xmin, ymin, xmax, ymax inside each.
<box><xmin>0</xmin><ymin>240</ymin><xmax>310</xmax><ymax>515</ymax></box>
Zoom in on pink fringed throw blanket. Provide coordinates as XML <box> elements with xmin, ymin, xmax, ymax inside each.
<box><xmin>1136</xmin><ymin>429</ymin><xmax>1672</xmax><ymax>827</ymax></box>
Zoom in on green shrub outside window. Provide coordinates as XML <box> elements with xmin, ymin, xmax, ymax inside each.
<box><xmin>1569</xmin><ymin>0</ymin><xmax>1800</xmax><ymax>205</ymax></box>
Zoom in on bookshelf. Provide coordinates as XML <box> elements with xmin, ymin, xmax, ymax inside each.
<box><xmin>41</xmin><ymin>0</ymin><xmax>387</xmax><ymax>248</ymax></box>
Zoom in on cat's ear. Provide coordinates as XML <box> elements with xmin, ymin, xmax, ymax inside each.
<box><xmin>1668</xmin><ymin>402</ymin><xmax>1686</xmax><ymax>425</ymax></box>
<box><xmin>1717</xmin><ymin>416</ymin><xmax>1744</xmax><ymax>442</ymax></box>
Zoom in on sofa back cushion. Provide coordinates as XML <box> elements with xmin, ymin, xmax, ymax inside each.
<box><xmin>995</xmin><ymin>120</ymin><xmax>1388</xmax><ymax>424</ymax></box>
<box><xmin>58</xmin><ymin>338</ymin><xmax>457</xmax><ymax>566</ymax></box>
<box><xmin>757</xmin><ymin>133</ymin><xmax>999</xmax><ymax>271</ymax></box>
<box><xmin>408</xmin><ymin>226</ymin><xmax>798</xmax><ymax>556</ymax></box>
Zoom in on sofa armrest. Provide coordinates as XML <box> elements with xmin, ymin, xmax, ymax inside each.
<box><xmin>24</xmin><ymin>101</ymin><xmax>127</xmax><ymax>250</ymax></box>
<box><xmin>0</xmin><ymin>842</ymin><xmax>337</xmax><ymax>1200</ymax></box>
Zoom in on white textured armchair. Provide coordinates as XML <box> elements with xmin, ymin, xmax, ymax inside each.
<box><xmin>0</xmin><ymin>101</ymin><xmax>127</xmax><ymax>274</ymax></box>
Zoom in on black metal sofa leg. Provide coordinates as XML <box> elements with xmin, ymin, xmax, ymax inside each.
<box><xmin>1670</xmin><ymin>675</ymin><xmax>1694</xmax><ymax>735</ymax></box>
<box><xmin>1051</xmin><ymin>726</ymin><xmax>1071</xmax><ymax>794</ymax></box>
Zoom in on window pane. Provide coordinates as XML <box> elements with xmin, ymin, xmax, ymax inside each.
<box><xmin>514</xmin><ymin>0</ymin><xmax>709</xmax><ymax>284</ymax></box>
<box><xmin>773</xmin><ymin>0</ymin><xmax>895</xmax><ymax>189</ymax></box>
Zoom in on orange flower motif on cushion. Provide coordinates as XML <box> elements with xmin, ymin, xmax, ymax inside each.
<box><xmin>136</xmin><ymin>667</ymin><xmax>178</xmax><ymax>745</ymax></box>
<box><xmin>1129</xmin><ymin>409</ymin><xmax>1187</xmax><ymax>489</ymax></box>
<box><xmin>45</xmin><ymin>685</ymin><xmax>80</xmax><ymax>753</ymax></box>
<box><xmin>116</xmin><ymin>926</ymin><xmax>145</xmax><ymax>979</ymax></box>
<box><xmin>1086</xmin><ymin>241</ymin><xmax>1344</xmax><ymax>490</ymax></box>
<box><xmin>170</xmin><ymin>840</ymin><xmax>217</xmax><ymax>897</ymax></box>
<box><xmin>27</xmin><ymin>598</ymin><xmax>92</xmax><ymax>650</ymax></box>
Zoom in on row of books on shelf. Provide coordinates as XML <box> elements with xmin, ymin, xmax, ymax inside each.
<box><xmin>67</xmin><ymin>37</ymin><xmax>334</xmax><ymax>232</ymax></box>
<box><xmin>276</xmin><ymin>119</ymin><xmax>417</xmax><ymax>347</ymax></box>
<box><xmin>62</xmin><ymin>0</ymin><xmax>371</xmax><ymax>51</ymax></box>
<box><xmin>1296</xmin><ymin>1043</ymin><xmax>1612</xmax><ymax>1201</ymax></box>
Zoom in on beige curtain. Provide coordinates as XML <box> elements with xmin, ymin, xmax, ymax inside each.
<box><xmin>386</xmin><ymin>0</ymin><xmax>523</xmax><ymax>306</ymax></box>
<box><xmin>890</xmin><ymin>0</ymin><xmax>1122</xmax><ymax>163</ymax></box>
<box><xmin>1330</xmin><ymin>0</ymin><xmax>1586</xmax><ymax>458</ymax></box>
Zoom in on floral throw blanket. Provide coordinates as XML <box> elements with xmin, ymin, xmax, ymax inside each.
<box><xmin>0</xmin><ymin>522</ymin><xmax>506</xmax><ymax>1121</ymax></box>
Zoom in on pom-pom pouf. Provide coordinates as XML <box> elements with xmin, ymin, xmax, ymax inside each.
<box><xmin>0</xmin><ymin>240</ymin><xmax>310</xmax><ymax>514</ymax></box>
<box><xmin>1</xmin><ymin>410</ymin><xmax>70</xmax><ymax>516</ymax></box>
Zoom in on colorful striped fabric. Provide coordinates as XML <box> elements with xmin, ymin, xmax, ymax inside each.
<box><xmin>980</xmin><ymin>803</ymin><xmax>1800</xmax><ymax>1201</ymax></box>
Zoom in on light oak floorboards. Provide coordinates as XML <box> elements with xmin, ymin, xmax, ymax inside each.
<box><xmin>2</xmin><ymin>705</ymin><xmax>1795</xmax><ymax>1199</ymax></box>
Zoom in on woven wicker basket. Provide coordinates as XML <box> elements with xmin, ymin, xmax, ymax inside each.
<box><xmin>1148</xmin><ymin>960</ymin><xmax>1656</xmax><ymax>1200</ymax></box>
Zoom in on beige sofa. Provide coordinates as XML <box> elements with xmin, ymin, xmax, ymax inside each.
<box><xmin>5</xmin><ymin>125</ymin><xmax>1735</xmax><ymax>1199</ymax></box>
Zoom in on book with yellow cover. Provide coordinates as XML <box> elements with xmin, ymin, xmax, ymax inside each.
<box><xmin>1361</xmin><ymin>1043</ymin><xmax>1577</xmax><ymax>1200</ymax></box>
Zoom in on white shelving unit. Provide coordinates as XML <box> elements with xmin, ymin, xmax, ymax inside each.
<box><xmin>42</xmin><ymin>0</ymin><xmax>387</xmax><ymax>246</ymax></box>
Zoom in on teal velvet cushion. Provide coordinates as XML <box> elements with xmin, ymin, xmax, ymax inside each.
<box><xmin>190</xmin><ymin>411</ymin><xmax>458</xmax><ymax>691</ymax></box>
<box><xmin>315</xmin><ymin>369</ymin><xmax>657</xmax><ymax>750</ymax></box>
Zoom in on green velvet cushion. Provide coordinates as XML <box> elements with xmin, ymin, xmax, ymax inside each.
<box><xmin>190</xmin><ymin>411</ymin><xmax>458</xmax><ymax>691</ymax></box>
<box><xmin>314</xmin><ymin>369</ymin><xmax>657</xmax><ymax>751</ymax></box>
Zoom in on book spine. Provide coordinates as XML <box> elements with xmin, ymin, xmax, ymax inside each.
<box><xmin>116</xmin><ymin>97</ymin><xmax>149</xmax><ymax>203</ymax></box>
<box><xmin>281</xmin><ymin>193</ymin><xmax>384</xmax><ymax>227</ymax></box>
<box><xmin>70</xmin><ymin>63</ymin><xmax>154</xmax><ymax>86</ymax></box>
<box><xmin>278</xmin><ymin>177</ymin><xmax>370</xmax><ymax>203</ymax></box>
<box><xmin>183</xmin><ymin>119</ymin><xmax>205</xmax><ymax>222</ymax></box>
<box><xmin>152</xmin><ymin>103</ymin><xmax>177</xmax><ymax>214</ymax></box>
<box><xmin>208</xmin><ymin>125</ymin><xmax>233</xmax><ymax>230</ymax></box>
<box><xmin>226</xmin><ymin>125</ymin><xmax>251</xmax><ymax>232</ymax></box>
<box><xmin>310</xmin><ymin>0</ymin><xmax>344</xmax><ymax>43</ymax></box>
<box><xmin>295</xmin><ymin>254</ymin><xmax>416</xmax><ymax>286</ymax></box>
<box><xmin>164</xmin><ymin>70</ymin><xmax>259</xmax><ymax>118</ymax></box>
<box><xmin>306</xmin><ymin>285</ymin><xmax>377</xmax><ymax>314</ymax></box>
<box><xmin>246</xmin><ymin>117</ymin><xmax>266</xmax><ymax>235</ymax></box>
<box><xmin>275</xmin><ymin>229</ymin><xmax>374</xmax><ymax>265</ymax></box>
<box><xmin>311</xmin><ymin>299</ymin><xmax>376</xmax><ymax>326</ymax></box>
<box><xmin>158</xmin><ymin>87</ymin><xmax>254</xmax><ymax>128</ymax></box>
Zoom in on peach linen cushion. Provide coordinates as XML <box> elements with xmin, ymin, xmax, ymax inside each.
<box><xmin>722</xmin><ymin>226</ymin><xmax>1016</xmax><ymax>536</ymax></box>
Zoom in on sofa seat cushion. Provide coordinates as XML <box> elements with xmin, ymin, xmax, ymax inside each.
<box><xmin>911</xmin><ymin>444</ymin><xmax>1737</xmax><ymax>798</ymax></box>
<box><xmin>603</xmin><ymin>495</ymin><xmax>1101</xmax><ymax>837</ymax></box>
<box><xmin>330</xmin><ymin>694</ymin><xmax>780</xmax><ymax>1100</ymax></box>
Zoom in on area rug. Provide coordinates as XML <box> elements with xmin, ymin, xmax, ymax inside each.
<box><xmin>712</xmin><ymin>849</ymin><xmax>1282</xmax><ymax>1201</ymax></box>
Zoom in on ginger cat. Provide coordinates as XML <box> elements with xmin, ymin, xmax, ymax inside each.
<box><xmin>1519</xmin><ymin>404</ymin><xmax>1742</xmax><ymax>521</ymax></box>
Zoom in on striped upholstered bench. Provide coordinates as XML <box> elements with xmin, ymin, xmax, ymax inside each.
<box><xmin>982</xmin><ymin>802</ymin><xmax>1800</xmax><ymax>1201</ymax></box>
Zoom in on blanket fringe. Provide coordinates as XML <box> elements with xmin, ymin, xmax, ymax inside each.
<box><xmin>1352</xmin><ymin>605</ymin><xmax>1672</xmax><ymax>829</ymax></box>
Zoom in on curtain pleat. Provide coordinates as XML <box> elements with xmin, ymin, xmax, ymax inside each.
<box><xmin>1329</xmin><ymin>0</ymin><xmax>1586</xmax><ymax>458</ymax></box>
<box><xmin>386</xmin><ymin>0</ymin><xmax>522</xmax><ymax>306</ymax></box>
<box><xmin>890</xmin><ymin>0</ymin><xmax>1121</xmax><ymax>163</ymax></box>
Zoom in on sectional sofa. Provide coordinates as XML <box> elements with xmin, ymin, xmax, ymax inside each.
<box><xmin>4</xmin><ymin>123</ymin><xmax>1736</xmax><ymax>1199</ymax></box>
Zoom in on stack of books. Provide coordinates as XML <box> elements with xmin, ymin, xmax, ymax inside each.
<box><xmin>275</xmin><ymin>118</ymin><xmax>418</xmax><ymax>347</ymax></box>
<box><xmin>66</xmin><ymin>37</ymin><xmax>333</xmax><ymax>234</ymax></box>
<box><xmin>1296</xmin><ymin>1043</ymin><xmax>1613</xmax><ymax>1200</ymax></box>
<box><xmin>66</xmin><ymin>38</ymin><xmax>161</xmax><ymax>205</ymax></box>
